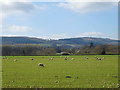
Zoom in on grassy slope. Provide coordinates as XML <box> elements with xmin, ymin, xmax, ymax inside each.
<box><xmin>2</xmin><ymin>55</ymin><xmax>118</xmax><ymax>88</ymax></box>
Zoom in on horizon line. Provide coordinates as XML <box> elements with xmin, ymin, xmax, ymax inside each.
<box><xmin>0</xmin><ymin>35</ymin><xmax>118</xmax><ymax>40</ymax></box>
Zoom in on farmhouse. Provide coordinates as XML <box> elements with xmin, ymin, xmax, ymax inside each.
<box><xmin>60</xmin><ymin>52</ymin><xmax>70</xmax><ymax>55</ymax></box>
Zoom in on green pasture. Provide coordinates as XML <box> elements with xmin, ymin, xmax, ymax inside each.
<box><xmin>2</xmin><ymin>55</ymin><xmax>118</xmax><ymax>88</ymax></box>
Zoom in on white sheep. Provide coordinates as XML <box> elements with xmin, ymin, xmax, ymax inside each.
<box><xmin>64</xmin><ymin>57</ymin><xmax>68</xmax><ymax>60</ymax></box>
<box><xmin>98</xmin><ymin>58</ymin><xmax>101</xmax><ymax>60</ymax></box>
<box><xmin>96</xmin><ymin>57</ymin><xmax>101</xmax><ymax>60</ymax></box>
<box><xmin>14</xmin><ymin>59</ymin><xmax>17</xmax><ymax>62</ymax></box>
<box><xmin>71</xmin><ymin>58</ymin><xmax>75</xmax><ymax>60</ymax></box>
<box><xmin>38</xmin><ymin>63</ymin><xmax>45</xmax><ymax>67</ymax></box>
<box><xmin>85</xmin><ymin>57</ymin><xmax>89</xmax><ymax>59</ymax></box>
<box><xmin>2</xmin><ymin>57</ymin><xmax>8</xmax><ymax>59</ymax></box>
<box><xmin>49</xmin><ymin>57</ymin><xmax>53</xmax><ymax>60</ymax></box>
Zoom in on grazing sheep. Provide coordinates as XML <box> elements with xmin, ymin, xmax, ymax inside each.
<box><xmin>49</xmin><ymin>57</ymin><xmax>53</xmax><ymax>60</ymax></box>
<box><xmin>71</xmin><ymin>58</ymin><xmax>75</xmax><ymax>60</ymax></box>
<box><xmin>38</xmin><ymin>63</ymin><xmax>45</xmax><ymax>67</ymax></box>
<box><xmin>96</xmin><ymin>57</ymin><xmax>101</xmax><ymax>60</ymax></box>
<box><xmin>14</xmin><ymin>59</ymin><xmax>17</xmax><ymax>62</ymax></box>
<box><xmin>64</xmin><ymin>57</ymin><xmax>68</xmax><ymax>60</ymax></box>
<box><xmin>2</xmin><ymin>57</ymin><xmax>8</xmax><ymax>59</ymax></box>
<box><xmin>98</xmin><ymin>58</ymin><xmax>101</xmax><ymax>60</ymax></box>
<box><xmin>85</xmin><ymin>57</ymin><xmax>89</xmax><ymax>59</ymax></box>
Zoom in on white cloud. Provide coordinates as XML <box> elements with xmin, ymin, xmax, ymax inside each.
<box><xmin>77</xmin><ymin>32</ymin><xmax>118</xmax><ymax>40</ymax></box>
<box><xmin>51</xmin><ymin>34</ymin><xmax>70</xmax><ymax>39</ymax></box>
<box><xmin>0</xmin><ymin>2</ymin><xmax>47</xmax><ymax>20</ymax></box>
<box><xmin>8</xmin><ymin>25</ymin><xmax>32</xmax><ymax>32</ymax></box>
<box><xmin>1</xmin><ymin>35</ymin><xmax>19</xmax><ymax>37</ymax></box>
<box><xmin>77</xmin><ymin>32</ymin><xmax>105</xmax><ymax>37</ymax></box>
<box><xmin>0</xmin><ymin>1</ymin><xmax>117</xmax><ymax>21</ymax></box>
<box><xmin>64</xmin><ymin>0</ymin><xmax>118</xmax><ymax>2</ymax></box>
<box><xmin>58</xmin><ymin>2</ymin><xmax>117</xmax><ymax>13</ymax></box>
<box><xmin>0</xmin><ymin>0</ymin><xmax>118</xmax><ymax>2</ymax></box>
<box><xmin>38</xmin><ymin>34</ymin><xmax>71</xmax><ymax>40</ymax></box>
<box><xmin>2</xmin><ymin>2</ymin><xmax>47</xmax><ymax>13</ymax></box>
<box><xmin>2</xmin><ymin>2</ymin><xmax>35</xmax><ymax>14</ymax></box>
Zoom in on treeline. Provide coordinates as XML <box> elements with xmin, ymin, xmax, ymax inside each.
<box><xmin>2</xmin><ymin>45</ymin><xmax>56</xmax><ymax>56</ymax></box>
<box><xmin>74</xmin><ymin>44</ymin><xmax>119</xmax><ymax>55</ymax></box>
<box><xmin>1</xmin><ymin>44</ymin><xmax>119</xmax><ymax>56</ymax></box>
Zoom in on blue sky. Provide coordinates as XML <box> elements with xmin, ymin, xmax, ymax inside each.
<box><xmin>1</xmin><ymin>2</ymin><xmax>118</xmax><ymax>40</ymax></box>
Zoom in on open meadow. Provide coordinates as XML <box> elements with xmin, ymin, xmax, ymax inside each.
<box><xmin>2</xmin><ymin>55</ymin><xmax>118</xmax><ymax>88</ymax></box>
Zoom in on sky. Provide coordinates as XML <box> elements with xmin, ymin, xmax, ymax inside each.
<box><xmin>0</xmin><ymin>1</ymin><xmax>118</xmax><ymax>40</ymax></box>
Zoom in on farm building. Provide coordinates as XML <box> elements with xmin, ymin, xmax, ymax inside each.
<box><xmin>60</xmin><ymin>52</ymin><xmax>70</xmax><ymax>55</ymax></box>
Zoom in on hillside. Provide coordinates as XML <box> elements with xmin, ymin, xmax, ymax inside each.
<box><xmin>1</xmin><ymin>37</ymin><xmax>48</xmax><ymax>45</ymax></box>
<box><xmin>1</xmin><ymin>36</ymin><xmax>119</xmax><ymax>47</ymax></box>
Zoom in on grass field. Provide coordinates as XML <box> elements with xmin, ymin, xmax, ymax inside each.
<box><xmin>2</xmin><ymin>55</ymin><xmax>118</xmax><ymax>88</ymax></box>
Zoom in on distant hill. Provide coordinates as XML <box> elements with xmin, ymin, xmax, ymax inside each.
<box><xmin>1</xmin><ymin>37</ymin><xmax>48</xmax><ymax>45</ymax></box>
<box><xmin>1</xmin><ymin>36</ymin><xmax>119</xmax><ymax>48</ymax></box>
<box><xmin>57</xmin><ymin>37</ymin><xmax>118</xmax><ymax>45</ymax></box>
